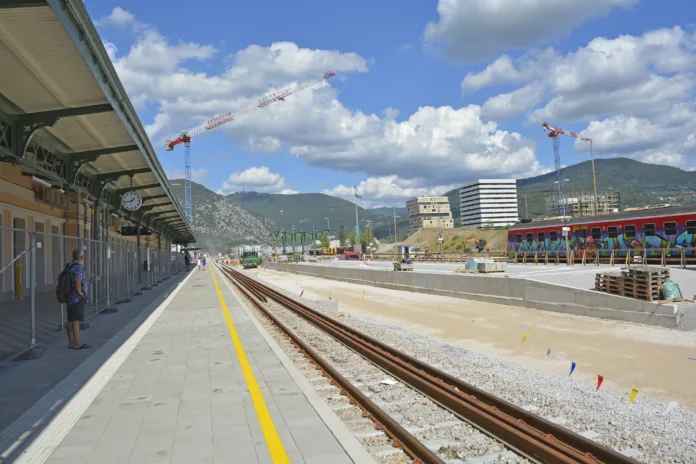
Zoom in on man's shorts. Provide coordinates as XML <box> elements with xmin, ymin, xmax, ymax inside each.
<box><xmin>67</xmin><ymin>298</ymin><xmax>86</xmax><ymax>322</ymax></box>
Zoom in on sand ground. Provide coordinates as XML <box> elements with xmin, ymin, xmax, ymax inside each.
<box><xmin>253</xmin><ymin>267</ymin><xmax>696</xmax><ymax>409</ymax></box>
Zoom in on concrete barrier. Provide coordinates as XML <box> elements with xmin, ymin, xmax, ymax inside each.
<box><xmin>265</xmin><ymin>263</ymin><xmax>679</xmax><ymax>328</ymax></box>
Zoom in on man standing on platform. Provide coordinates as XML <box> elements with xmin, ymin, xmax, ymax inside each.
<box><xmin>66</xmin><ymin>249</ymin><xmax>90</xmax><ymax>350</ymax></box>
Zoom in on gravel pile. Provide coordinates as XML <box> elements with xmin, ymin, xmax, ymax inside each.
<box><xmin>243</xmin><ymin>287</ymin><xmax>524</xmax><ymax>463</ymax></box>
<box><xmin>255</xmin><ymin>274</ymin><xmax>696</xmax><ymax>464</ymax></box>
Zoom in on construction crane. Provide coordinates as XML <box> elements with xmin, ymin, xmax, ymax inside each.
<box><xmin>541</xmin><ymin>122</ymin><xmax>598</xmax><ymax>216</ymax></box>
<box><xmin>165</xmin><ymin>71</ymin><xmax>337</xmax><ymax>223</ymax></box>
<box><xmin>667</xmin><ymin>194</ymin><xmax>696</xmax><ymax>206</ymax></box>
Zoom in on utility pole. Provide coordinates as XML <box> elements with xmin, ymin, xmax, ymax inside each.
<box><xmin>324</xmin><ymin>217</ymin><xmax>330</xmax><ymax>234</ymax></box>
<box><xmin>353</xmin><ymin>186</ymin><xmax>362</xmax><ymax>253</ymax></box>
<box><xmin>438</xmin><ymin>230</ymin><xmax>444</xmax><ymax>263</ymax></box>
<box><xmin>291</xmin><ymin>225</ymin><xmax>296</xmax><ymax>260</ymax></box>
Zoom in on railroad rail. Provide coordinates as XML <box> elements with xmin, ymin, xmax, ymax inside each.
<box><xmin>217</xmin><ymin>264</ymin><xmax>443</xmax><ymax>464</ymax></box>
<box><xmin>219</xmin><ymin>264</ymin><xmax>638</xmax><ymax>464</ymax></box>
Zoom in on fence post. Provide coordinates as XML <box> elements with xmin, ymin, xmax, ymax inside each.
<box><xmin>120</xmin><ymin>245</ymin><xmax>133</xmax><ymax>303</ymax></box>
<box><xmin>141</xmin><ymin>246</ymin><xmax>152</xmax><ymax>291</ymax></box>
<box><xmin>19</xmin><ymin>231</ymin><xmax>42</xmax><ymax>360</ymax></box>
<box><xmin>103</xmin><ymin>243</ymin><xmax>117</xmax><ymax>313</ymax></box>
<box><xmin>152</xmin><ymin>249</ymin><xmax>159</xmax><ymax>287</ymax></box>
<box><xmin>58</xmin><ymin>235</ymin><xmax>65</xmax><ymax>331</ymax></box>
<box><xmin>133</xmin><ymin>246</ymin><xmax>143</xmax><ymax>295</ymax></box>
<box><xmin>116</xmin><ymin>244</ymin><xmax>121</xmax><ymax>302</ymax></box>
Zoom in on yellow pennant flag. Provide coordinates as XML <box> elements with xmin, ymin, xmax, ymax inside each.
<box><xmin>337</xmin><ymin>290</ymin><xmax>366</xmax><ymax>318</ymax></box>
<box><xmin>522</xmin><ymin>332</ymin><xmax>530</xmax><ymax>344</ymax></box>
<box><xmin>627</xmin><ymin>388</ymin><xmax>639</xmax><ymax>406</ymax></box>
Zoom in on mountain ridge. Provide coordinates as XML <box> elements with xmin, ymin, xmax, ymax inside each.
<box><xmin>171</xmin><ymin>157</ymin><xmax>696</xmax><ymax>248</ymax></box>
<box><xmin>444</xmin><ymin>157</ymin><xmax>696</xmax><ymax>220</ymax></box>
<box><xmin>170</xmin><ymin>180</ymin><xmax>277</xmax><ymax>251</ymax></box>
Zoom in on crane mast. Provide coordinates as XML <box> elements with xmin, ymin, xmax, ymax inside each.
<box><xmin>165</xmin><ymin>71</ymin><xmax>336</xmax><ymax>223</ymax></box>
<box><xmin>541</xmin><ymin>121</ymin><xmax>598</xmax><ymax>216</ymax></box>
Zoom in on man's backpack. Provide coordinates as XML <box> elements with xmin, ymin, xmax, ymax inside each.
<box><xmin>56</xmin><ymin>263</ymin><xmax>77</xmax><ymax>304</ymax></box>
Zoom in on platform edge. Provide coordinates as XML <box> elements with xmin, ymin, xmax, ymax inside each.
<box><xmin>1</xmin><ymin>271</ymin><xmax>196</xmax><ymax>464</ymax></box>
<box><xmin>218</xmin><ymin>266</ymin><xmax>377</xmax><ymax>464</ymax></box>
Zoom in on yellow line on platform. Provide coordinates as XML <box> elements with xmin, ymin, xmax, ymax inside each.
<box><xmin>210</xmin><ymin>266</ymin><xmax>289</xmax><ymax>464</ymax></box>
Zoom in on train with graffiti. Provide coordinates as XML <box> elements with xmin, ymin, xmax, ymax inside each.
<box><xmin>508</xmin><ymin>206</ymin><xmax>696</xmax><ymax>256</ymax></box>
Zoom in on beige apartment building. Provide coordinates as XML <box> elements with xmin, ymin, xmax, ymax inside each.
<box><xmin>406</xmin><ymin>197</ymin><xmax>454</xmax><ymax>232</ymax></box>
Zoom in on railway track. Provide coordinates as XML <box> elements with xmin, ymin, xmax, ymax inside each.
<box><xmin>218</xmin><ymin>264</ymin><xmax>638</xmax><ymax>464</ymax></box>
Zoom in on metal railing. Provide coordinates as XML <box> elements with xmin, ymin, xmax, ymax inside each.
<box><xmin>0</xmin><ymin>226</ymin><xmax>187</xmax><ymax>365</ymax></box>
<box><xmin>372</xmin><ymin>251</ymin><xmax>508</xmax><ymax>263</ymax></box>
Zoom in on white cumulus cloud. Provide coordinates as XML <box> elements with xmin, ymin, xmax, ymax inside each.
<box><xmin>424</xmin><ymin>0</ymin><xmax>636</xmax><ymax>61</ymax></box>
<box><xmin>323</xmin><ymin>176</ymin><xmax>456</xmax><ymax>208</ymax></box>
<box><xmin>482</xmin><ymin>83</ymin><xmax>545</xmax><ymax>120</ymax></box>
<box><xmin>95</xmin><ymin>7</ymin><xmax>144</xmax><ymax>30</ymax></box>
<box><xmin>98</xmin><ymin>8</ymin><xmax>545</xmax><ymax>188</ymax></box>
<box><xmin>462</xmin><ymin>26</ymin><xmax>696</xmax><ymax>169</ymax></box>
<box><xmin>218</xmin><ymin>166</ymin><xmax>297</xmax><ymax>195</ymax></box>
<box><xmin>576</xmin><ymin>103</ymin><xmax>696</xmax><ymax>168</ymax></box>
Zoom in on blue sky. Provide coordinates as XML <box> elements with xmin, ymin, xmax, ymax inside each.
<box><xmin>86</xmin><ymin>0</ymin><xmax>696</xmax><ymax>207</ymax></box>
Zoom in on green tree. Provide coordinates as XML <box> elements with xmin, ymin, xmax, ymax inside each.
<box><xmin>348</xmin><ymin>229</ymin><xmax>356</xmax><ymax>245</ymax></box>
<box><xmin>339</xmin><ymin>225</ymin><xmax>346</xmax><ymax>246</ymax></box>
<box><xmin>321</xmin><ymin>233</ymin><xmax>330</xmax><ymax>249</ymax></box>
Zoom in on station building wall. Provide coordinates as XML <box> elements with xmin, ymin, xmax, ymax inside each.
<box><xmin>0</xmin><ymin>163</ymin><xmax>170</xmax><ymax>302</ymax></box>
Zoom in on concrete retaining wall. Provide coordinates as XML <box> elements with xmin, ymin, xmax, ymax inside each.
<box><xmin>264</xmin><ymin>264</ymin><xmax>679</xmax><ymax>328</ymax></box>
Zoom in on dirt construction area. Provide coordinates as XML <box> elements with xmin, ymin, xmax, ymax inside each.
<box><xmin>402</xmin><ymin>227</ymin><xmax>508</xmax><ymax>252</ymax></box>
<box><xmin>254</xmin><ymin>267</ymin><xmax>696</xmax><ymax>409</ymax></box>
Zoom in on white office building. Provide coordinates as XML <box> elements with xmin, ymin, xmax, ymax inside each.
<box><xmin>459</xmin><ymin>179</ymin><xmax>519</xmax><ymax>228</ymax></box>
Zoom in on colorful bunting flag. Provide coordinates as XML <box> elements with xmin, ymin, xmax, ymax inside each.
<box><xmin>522</xmin><ymin>332</ymin><xmax>530</xmax><ymax>344</ymax></box>
<box><xmin>596</xmin><ymin>375</ymin><xmax>604</xmax><ymax>391</ymax></box>
<box><xmin>568</xmin><ymin>361</ymin><xmax>577</xmax><ymax>377</ymax></box>
<box><xmin>337</xmin><ymin>289</ymin><xmax>366</xmax><ymax>318</ymax></box>
<box><xmin>545</xmin><ymin>348</ymin><xmax>551</xmax><ymax>359</ymax></box>
<box><xmin>627</xmin><ymin>388</ymin><xmax>639</xmax><ymax>406</ymax></box>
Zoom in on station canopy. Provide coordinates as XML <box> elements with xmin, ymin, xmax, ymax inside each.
<box><xmin>0</xmin><ymin>0</ymin><xmax>194</xmax><ymax>243</ymax></box>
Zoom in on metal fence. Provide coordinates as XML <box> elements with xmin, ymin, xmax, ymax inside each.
<box><xmin>0</xmin><ymin>226</ymin><xmax>187</xmax><ymax>365</ymax></box>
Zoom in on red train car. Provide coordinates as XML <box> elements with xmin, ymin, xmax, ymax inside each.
<box><xmin>507</xmin><ymin>206</ymin><xmax>696</xmax><ymax>256</ymax></box>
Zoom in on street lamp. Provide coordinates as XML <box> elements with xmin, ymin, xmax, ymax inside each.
<box><xmin>353</xmin><ymin>186</ymin><xmax>361</xmax><ymax>252</ymax></box>
<box><xmin>554</xmin><ymin>178</ymin><xmax>571</xmax><ymax>264</ymax></box>
<box><xmin>324</xmin><ymin>217</ymin><xmax>330</xmax><ymax>233</ymax></box>
<box><xmin>389</xmin><ymin>197</ymin><xmax>397</xmax><ymax>252</ymax></box>
<box><xmin>582</xmin><ymin>137</ymin><xmax>599</xmax><ymax>216</ymax></box>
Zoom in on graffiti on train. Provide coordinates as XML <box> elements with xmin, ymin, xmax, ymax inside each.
<box><xmin>508</xmin><ymin>226</ymin><xmax>696</xmax><ymax>255</ymax></box>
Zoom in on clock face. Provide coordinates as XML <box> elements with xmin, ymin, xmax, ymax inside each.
<box><xmin>121</xmin><ymin>190</ymin><xmax>143</xmax><ymax>211</ymax></box>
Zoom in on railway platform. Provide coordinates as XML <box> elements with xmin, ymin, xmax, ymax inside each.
<box><xmin>0</xmin><ymin>266</ymin><xmax>371</xmax><ymax>464</ymax></box>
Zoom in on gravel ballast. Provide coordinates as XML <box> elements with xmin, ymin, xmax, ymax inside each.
<box><xmin>239</xmin><ymin>285</ymin><xmax>524</xmax><ymax>463</ymax></box>
<box><xmin>250</xmin><ymin>270</ymin><xmax>696</xmax><ymax>464</ymax></box>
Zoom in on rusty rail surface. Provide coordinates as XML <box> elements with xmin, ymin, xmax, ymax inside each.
<box><xmin>217</xmin><ymin>264</ymin><xmax>444</xmax><ymax>464</ymax></box>
<box><xmin>222</xmin><ymin>264</ymin><xmax>640</xmax><ymax>464</ymax></box>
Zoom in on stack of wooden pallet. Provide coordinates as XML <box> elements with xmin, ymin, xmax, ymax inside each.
<box><xmin>595</xmin><ymin>266</ymin><xmax>670</xmax><ymax>302</ymax></box>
